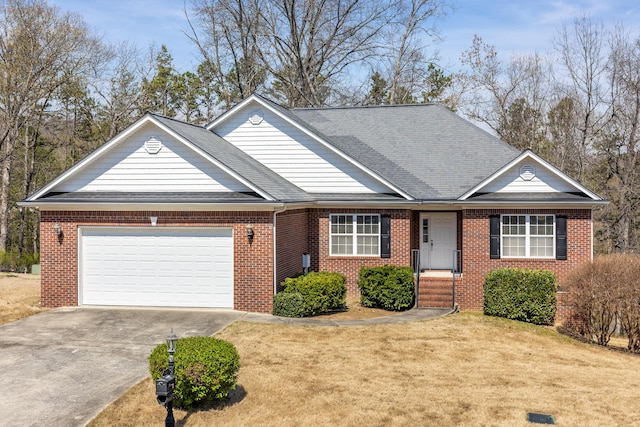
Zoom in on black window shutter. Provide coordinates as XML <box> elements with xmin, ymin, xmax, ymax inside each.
<box><xmin>381</xmin><ymin>215</ymin><xmax>391</xmax><ymax>258</ymax></box>
<box><xmin>556</xmin><ymin>216</ymin><xmax>567</xmax><ymax>260</ymax></box>
<box><xmin>490</xmin><ymin>215</ymin><xmax>500</xmax><ymax>259</ymax></box>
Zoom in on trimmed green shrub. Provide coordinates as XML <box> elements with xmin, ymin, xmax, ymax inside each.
<box><xmin>149</xmin><ymin>336</ymin><xmax>240</xmax><ymax>410</ymax></box>
<box><xmin>484</xmin><ymin>268</ymin><xmax>557</xmax><ymax>325</ymax></box>
<box><xmin>280</xmin><ymin>271</ymin><xmax>346</xmax><ymax>316</ymax></box>
<box><xmin>273</xmin><ymin>292</ymin><xmax>305</xmax><ymax>317</ymax></box>
<box><xmin>358</xmin><ymin>265</ymin><xmax>415</xmax><ymax>311</ymax></box>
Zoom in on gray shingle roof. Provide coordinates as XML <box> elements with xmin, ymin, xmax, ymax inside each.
<box><xmin>289</xmin><ymin>104</ymin><xmax>521</xmax><ymax>200</ymax></box>
<box><xmin>25</xmin><ymin>101</ymin><xmax>533</xmax><ymax>205</ymax></box>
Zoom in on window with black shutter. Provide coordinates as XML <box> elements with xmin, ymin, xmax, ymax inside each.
<box><xmin>489</xmin><ymin>214</ymin><xmax>565</xmax><ymax>260</ymax></box>
<box><xmin>380</xmin><ymin>215</ymin><xmax>391</xmax><ymax>258</ymax></box>
<box><xmin>490</xmin><ymin>215</ymin><xmax>500</xmax><ymax>259</ymax></box>
<box><xmin>556</xmin><ymin>216</ymin><xmax>567</xmax><ymax>260</ymax></box>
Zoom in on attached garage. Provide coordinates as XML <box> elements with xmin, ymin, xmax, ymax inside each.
<box><xmin>79</xmin><ymin>227</ymin><xmax>234</xmax><ymax>308</ymax></box>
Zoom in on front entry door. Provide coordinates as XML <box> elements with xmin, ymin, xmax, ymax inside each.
<box><xmin>420</xmin><ymin>212</ymin><xmax>457</xmax><ymax>270</ymax></box>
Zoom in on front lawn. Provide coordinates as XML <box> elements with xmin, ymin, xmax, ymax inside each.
<box><xmin>90</xmin><ymin>313</ymin><xmax>640</xmax><ymax>426</ymax></box>
<box><xmin>0</xmin><ymin>273</ymin><xmax>47</xmax><ymax>325</ymax></box>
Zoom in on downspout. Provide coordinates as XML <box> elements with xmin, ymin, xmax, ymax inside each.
<box><xmin>273</xmin><ymin>205</ymin><xmax>287</xmax><ymax>296</ymax></box>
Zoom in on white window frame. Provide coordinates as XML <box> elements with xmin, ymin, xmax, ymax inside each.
<box><xmin>330</xmin><ymin>214</ymin><xmax>380</xmax><ymax>256</ymax></box>
<box><xmin>501</xmin><ymin>214</ymin><xmax>555</xmax><ymax>259</ymax></box>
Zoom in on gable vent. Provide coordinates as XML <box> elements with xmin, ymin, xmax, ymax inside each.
<box><xmin>248</xmin><ymin>109</ymin><xmax>264</xmax><ymax>125</ymax></box>
<box><xmin>519</xmin><ymin>164</ymin><xmax>536</xmax><ymax>181</ymax></box>
<box><xmin>144</xmin><ymin>137</ymin><xmax>163</xmax><ymax>154</ymax></box>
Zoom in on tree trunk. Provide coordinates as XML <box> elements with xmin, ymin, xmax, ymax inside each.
<box><xmin>0</xmin><ymin>138</ymin><xmax>15</xmax><ymax>252</ymax></box>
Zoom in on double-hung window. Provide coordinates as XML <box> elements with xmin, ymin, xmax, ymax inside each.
<box><xmin>501</xmin><ymin>214</ymin><xmax>555</xmax><ymax>258</ymax></box>
<box><xmin>330</xmin><ymin>214</ymin><xmax>380</xmax><ymax>256</ymax></box>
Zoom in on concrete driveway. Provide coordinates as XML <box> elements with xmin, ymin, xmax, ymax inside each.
<box><xmin>0</xmin><ymin>307</ymin><xmax>244</xmax><ymax>426</ymax></box>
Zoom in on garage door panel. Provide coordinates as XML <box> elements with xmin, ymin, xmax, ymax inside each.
<box><xmin>80</xmin><ymin>227</ymin><xmax>234</xmax><ymax>308</ymax></box>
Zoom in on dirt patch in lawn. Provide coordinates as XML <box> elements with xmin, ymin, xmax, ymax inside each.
<box><xmin>89</xmin><ymin>313</ymin><xmax>640</xmax><ymax>427</ymax></box>
<box><xmin>0</xmin><ymin>273</ymin><xmax>47</xmax><ymax>325</ymax></box>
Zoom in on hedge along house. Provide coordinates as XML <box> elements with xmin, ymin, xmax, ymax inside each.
<box><xmin>20</xmin><ymin>94</ymin><xmax>606</xmax><ymax>314</ymax></box>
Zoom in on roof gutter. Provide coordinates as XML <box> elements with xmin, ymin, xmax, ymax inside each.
<box><xmin>313</xmin><ymin>200</ymin><xmax>421</xmax><ymax>208</ymax></box>
<box><xmin>16</xmin><ymin>201</ymin><xmax>292</xmax><ymax>212</ymax></box>
<box><xmin>451</xmin><ymin>200</ymin><xmax>609</xmax><ymax>209</ymax></box>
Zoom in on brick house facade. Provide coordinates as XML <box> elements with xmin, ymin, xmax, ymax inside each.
<box><xmin>22</xmin><ymin>95</ymin><xmax>605</xmax><ymax>315</ymax></box>
<box><xmin>41</xmin><ymin>210</ymin><xmax>275</xmax><ymax>312</ymax></box>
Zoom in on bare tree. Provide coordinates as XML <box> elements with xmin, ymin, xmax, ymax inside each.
<box><xmin>553</xmin><ymin>15</ymin><xmax>611</xmax><ymax>181</ymax></box>
<box><xmin>187</xmin><ymin>0</ymin><xmax>265</xmax><ymax>109</ymax></box>
<box><xmin>93</xmin><ymin>42</ymin><xmax>146</xmax><ymax>141</ymax></box>
<box><xmin>384</xmin><ymin>0</ymin><xmax>450</xmax><ymax>104</ymax></box>
<box><xmin>597</xmin><ymin>26</ymin><xmax>640</xmax><ymax>252</ymax></box>
<box><xmin>261</xmin><ymin>0</ymin><xmax>399</xmax><ymax>107</ymax></box>
<box><xmin>460</xmin><ymin>35</ymin><xmax>552</xmax><ymax>152</ymax></box>
<box><xmin>0</xmin><ymin>0</ymin><xmax>105</xmax><ymax>250</ymax></box>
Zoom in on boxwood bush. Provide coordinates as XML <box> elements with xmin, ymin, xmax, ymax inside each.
<box><xmin>272</xmin><ymin>292</ymin><xmax>305</xmax><ymax>317</ymax></box>
<box><xmin>358</xmin><ymin>265</ymin><xmax>415</xmax><ymax>311</ymax></box>
<box><xmin>483</xmin><ymin>268</ymin><xmax>557</xmax><ymax>325</ymax></box>
<box><xmin>149</xmin><ymin>336</ymin><xmax>240</xmax><ymax>410</ymax></box>
<box><xmin>278</xmin><ymin>271</ymin><xmax>347</xmax><ymax>317</ymax></box>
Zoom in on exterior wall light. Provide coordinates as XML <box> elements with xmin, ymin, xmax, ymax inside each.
<box><xmin>53</xmin><ymin>223</ymin><xmax>63</xmax><ymax>240</ymax></box>
<box><xmin>246</xmin><ymin>224</ymin><xmax>254</xmax><ymax>244</ymax></box>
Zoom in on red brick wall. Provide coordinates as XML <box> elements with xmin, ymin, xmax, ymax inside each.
<box><xmin>275</xmin><ymin>209</ymin><xmax>309</xmax><ymax>289</ymax></box>
<box><xmin>308</xmin><ymin>209</ymin><xmax>412</xmax><ymax>296</ymax></box>
<box><xmin>460</xmin><ymin>208</ymin><xmax>592</xmax><ymax>312</ymax></box>
<box><xmin>40</xmin><ymin>210</ymin><xmax>275</xmax><ymax>312</ymax></box>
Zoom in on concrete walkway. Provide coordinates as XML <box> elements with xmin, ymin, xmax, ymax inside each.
<box><xmin>241</xmin><ymin>306</ymin><xmax>455</xmax><ymax>326</ymax></box>
<box><xmin>1</xmin><ymin>305</ymin><xmax>452</xmax><ymax>426</ymax></box>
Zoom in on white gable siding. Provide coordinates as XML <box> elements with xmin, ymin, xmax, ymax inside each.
<box><xmin>53</xmin><ymin>123</ymin><xmax>250</xmax><ymax>193</ymax></box>
<box><xmin>481</xmin><ymin>159</ymin><xmax>575</xmax><ymax>193</ymax></box>
<box><xmin>214</xmin><ymin>102</ymin><xmax>391</xmax><ymax>193</ymax></box>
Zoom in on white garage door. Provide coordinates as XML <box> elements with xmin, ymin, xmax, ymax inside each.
<box><xmin>80</xmin><ymin>227</ymin><xmax>234</xmax><ymax>308</ymax></box>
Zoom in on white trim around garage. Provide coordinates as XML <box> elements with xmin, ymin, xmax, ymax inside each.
<box><xmin>78</xmin><ymin>226</ymin><xmax>234</xmax><ymax>308</ymax></box>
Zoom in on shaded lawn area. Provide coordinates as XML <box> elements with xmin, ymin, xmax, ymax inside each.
<box><xmin>90</xmin><ymin>313</ymin><xmax>640</xmax><ymax>427</ymax></box>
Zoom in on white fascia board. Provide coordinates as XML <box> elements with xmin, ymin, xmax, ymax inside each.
<box><xmin>453</xmin><ymin>200</ymin><xmax>609</xmax><ymax>209</ymax></box>
<box><xmin>21</xmin><ymin>201</ymin><xmax>288</xmax><ymax>212</ymax></box>
<box><xmin>458</xmin><ymin>150</ymin><xmax>604</xmax><ymax>201</ymax></box>
<box><xmin>313</xmin><ymin>200</ymin><xmax>421</xmax><ymax>209</ymax></box>
<box><xmin>205</xmin><ymin>95</ymin><xmax>259</xmax><ymax>130</ymax></box>
<box><xmin>28</xmin><ymin>114</ymin><xmax>275</xmax><ymax>203</ymax></box>
<box><xmin>208</xmin><ymin>95</ymin><xmax>415</xmax><ymax>201</ymax></box>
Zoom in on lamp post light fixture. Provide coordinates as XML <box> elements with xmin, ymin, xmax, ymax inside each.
<box><xmin>166</xmin><ymin>328</ymin><xmax>178</xmax><ymax>374</ymax></box>
<box><xmin>156</xmin><ymin>329</ymin><xmax>178</xmax><ymax>427</ymax></box>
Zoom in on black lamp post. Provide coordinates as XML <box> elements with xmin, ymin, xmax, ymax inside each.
<box><xmin>166</xmin><ymin>328</ymin><xmax>178</xmax><ymax>376</ymax></box>
<box><xmin>156</xmin><ymin>329</ymin><xmax>178</xmax><ymax>427</ymax></box>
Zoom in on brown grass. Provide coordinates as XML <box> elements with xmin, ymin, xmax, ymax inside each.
<box><xmin>90</xmin><ymin>313</ymin><xmax>640</xmax><ymax>427</ymax></box>
<box><xmin>0</xmin><ymin>273</ymin><xmax>47</xmax><ymax>325</ymax></box>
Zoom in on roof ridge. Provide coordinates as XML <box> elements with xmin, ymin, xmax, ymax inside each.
<box><xmin>147</xmin><ymin>112</ymin><xmax>207</xmax><ymax>130</ymax></box>
<box><xmin>292</xmin><ymin>103</ymin><xmax>438</xmax><ymax>112</ymax></box>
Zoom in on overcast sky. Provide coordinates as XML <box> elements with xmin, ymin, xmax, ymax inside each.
<box><xmin>49</xmin><ymin>0</ymin><xmax>640</xmax><ymax>73</ymax></box>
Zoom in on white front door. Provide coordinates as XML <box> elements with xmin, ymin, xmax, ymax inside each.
<box><xmin>419</xmin><ymin>212</ymin><xmax>457</xmax><ymax>270</ymax></box>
